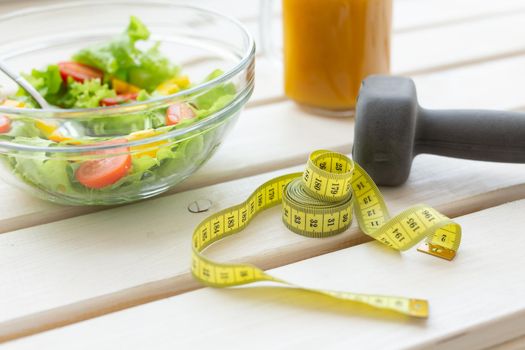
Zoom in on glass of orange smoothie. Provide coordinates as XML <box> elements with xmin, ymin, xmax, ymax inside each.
<box><xmin>262</xmin><ymin>0</ymin><xmax>393</xmax><ymax>116</ymax></box>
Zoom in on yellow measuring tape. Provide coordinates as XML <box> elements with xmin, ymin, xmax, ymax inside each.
<box><xmin>191</xmin><ymin>150</ymin><xmax>461</xmax><ymax>318</ymax></box>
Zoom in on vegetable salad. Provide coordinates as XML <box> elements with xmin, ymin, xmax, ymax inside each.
<box><xmin>0</xmin><ymin>17</ymin><xmax>236</xmax><ymax>202</ymax></box>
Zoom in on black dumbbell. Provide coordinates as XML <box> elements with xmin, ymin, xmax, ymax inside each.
<box><xmin>352</xmin><ymin>75</ymin><xmax>525</xmax><ymax>186</ymax></box>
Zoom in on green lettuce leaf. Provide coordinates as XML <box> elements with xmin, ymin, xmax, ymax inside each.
<box><xmin>23</xmin><ymin>64</ymin><xmax>63</xmax><ymax>97</ymax></box>
<box><xmin>73</xmin><ymin>16</ymin><xmax>178</xmax><ymax>91</ymax></box>
<box><xmin>73</xmin><ymin>16</ymin><xmax>149</xmax><ymax>76</ymax></box>
<box><xmin>85</xmin><ymin>109</ymin><xmax>164</xmax><ymax>136</ymax></box>
<box><xmin>60</xmin><ymin>78</ymin><xmax>116</xmax><ymax>109</ymax></box>
<box><xmin>192</xmin><ymin>69</ymin><xmax>236</xmax><ymax>118</ymax></box>
<box><xmin>6</xmin><ymin>137</ymin><xmax>75</xmax><ymax>194</ymax></box>
<box><xmin>16</xmin><ymin>64</ymin><xmax>64</xmax><ymax>107</ymax></box>
<box><xmin>4</xmin><ymin>119</ymin><xmax>41</xmax><ymax>138</ymax></box>
<box><xmin>194</xmin><ymin>94</ymin><xmax>235</xmax><ymax>119</ymax></box>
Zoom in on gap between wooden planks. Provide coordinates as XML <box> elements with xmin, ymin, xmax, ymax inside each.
<box><xmin>4</xmin><ymin>199</ymin><xmax>525</xmax><ymax>350</ymax></box>
<box><xmin>491</xmin><ymin>335</ymin><xmax>525</xmax><ymax>350</ymax></box>
<box><xmin>0</xmin><ymin>155</ymin><xmax>525</xmax><ymax>343</ymax></box>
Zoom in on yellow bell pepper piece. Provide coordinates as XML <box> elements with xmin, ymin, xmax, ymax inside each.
<box><xmin>155</xmin><ymin>75</ymin><xmax>190</xmax><ymax>95</ymax></box>
<box><xmin>112</xmin><ymin>78</ymin><xmax>141</xmax><ymax>94</ymax></box>
<box><xmin>155</xmin><ymin>81</ymin><xmax>180</xmax><ymax>95</ymax></box>
<box><xmin>174</xmin><ymin>75</ymin><xmax>190</xmax><ymax>89</ymax></box>
<box><xmin>35</xmin><ymin>120</ymin><xmax>59</xmax><ymax>137</ymax></box>
<box><xmin>127</xmin><ymin>129</ymin><xmax>168</xmax><ymax>158</ymax></box>
<box><xmin>48</xmin><ymin>130</ymin><xmax>73</xmax><ymax>143</ymax></box>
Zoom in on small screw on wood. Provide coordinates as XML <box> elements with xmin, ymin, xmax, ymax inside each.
<box><xmin>188</xmin><ymin>199</ymin><xmax>213</xmax><ymax>213</ymax></box>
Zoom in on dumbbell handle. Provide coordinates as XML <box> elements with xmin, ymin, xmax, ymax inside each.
<box><xmin>416</xmin><ymin>108</ymin><xmax>525</xmax><ymax>162</ymax></box>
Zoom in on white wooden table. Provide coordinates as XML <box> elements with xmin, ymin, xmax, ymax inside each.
<box><xmin>2</xmin><ymin>0</ymin><xmax>525</xmax><ymax>349</ymax></box>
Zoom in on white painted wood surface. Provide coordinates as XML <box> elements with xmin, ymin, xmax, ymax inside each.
<box><xmin>393</xmin><ymin>0</ymin><xmax>525</xmax><ymax>32</ymax></box>
<box><xmin>0</xmin><ymin>0</ymin><xmax>525</xmax><ymax>347</ymax></box>
<box><xmin>5</xmin><ymin>200</ymin><xmax>525</xmax><ymax>350</ymax></box>
<box><xmin>393</xmin><ymin>11</ymin><xmax>525</xmax><ymax>75</ymax></box>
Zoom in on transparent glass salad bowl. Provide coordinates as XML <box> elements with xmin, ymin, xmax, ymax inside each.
<box><xmin>0</xmin><ymin>1</ymin><xmax>255</xmax><ymax>205</ymax></box>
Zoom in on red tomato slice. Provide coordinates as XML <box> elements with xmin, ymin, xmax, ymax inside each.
<box><xmin>166</xmin><ymin>102</ymin><xmax>196</xmax><ymax>126</ymax></box>
<box><xmin>0</xmin><ymin>115</ymin><xmax>11</xmax><ymax>133</ymax></box>
<box><xmin>58</xmin><ymin>62</ymin><xmax>103</xmax><ymax>83</ymax></box>
<box><xmin>100</xmin><ymin>93</ymin><xmax>139</xmax><ymax>107</ymax></box>
<box><xmin>75</xmin><ymin>139</ymin><xmax>132</xmax><ymax>189</ymax></box>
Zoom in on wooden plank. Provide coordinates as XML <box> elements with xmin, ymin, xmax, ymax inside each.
<box><xmin>393</xmin><ymin>0</ymin><xmax>525</xmax><ymax>32</ymax></box>
<box><xmin>1</xmin><ymin>154</ymin><xmax>525</xmax><ymax>342</ymax></box>
<box><xmin>393</xmin><ymin>11</ymin><xmax>525</xmax><ymax>75</ymax></box>
<box><xmin>413</xmin><ymin>55</ymin><xmax>525</xmax><ymax>110</ymax></box>
<box><xmin>5</xmin><ymin>199</ymin><xmax>525</xmax><ymax>350</ymax></box>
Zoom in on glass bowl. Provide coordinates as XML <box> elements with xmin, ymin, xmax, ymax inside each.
<box><xmin>0</xmin><ymin>1</ymin><xmax>255</xmax><ymax>205</ymax></box>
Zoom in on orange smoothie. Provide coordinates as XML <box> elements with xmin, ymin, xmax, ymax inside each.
<box><xmin>282</xmin><ymin>0</ymin><xmax>392</xmax><ymax>111</ymax></box>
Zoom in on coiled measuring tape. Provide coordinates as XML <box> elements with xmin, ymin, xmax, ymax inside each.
<box><xmin>191</xmin><ymin>150</ymin><xmax>461</xmax><ymax>318</ymax></box>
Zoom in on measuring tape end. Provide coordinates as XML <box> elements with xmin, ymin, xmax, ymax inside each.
<box><xmin>409</xmin><ymin>299</ymin><xmax>430</xmax><ymax>318</ymax></box>
<box><xmin>417</xmin><ymin>243</ymin><xmax>456</xmax><ymax>261</ymax></box>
